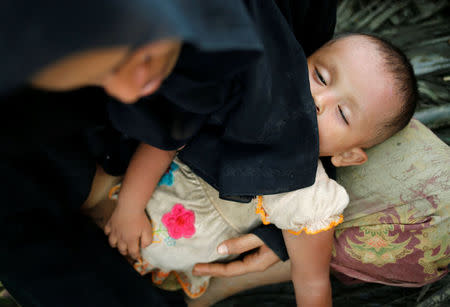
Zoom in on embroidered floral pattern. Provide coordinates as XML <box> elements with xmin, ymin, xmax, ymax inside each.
<box><xmin>158</xmin><ymin>162</ymin><xmax>179</xmax><ymax>186</ymax></box>
<box><xmin>152</xmin><ymin>221</ymin><xmax>177</xmax><ymax>246</ymax></box>
<box><xmin>162</xmin><ymin>204</ymin><xmax>195</xmax><ymax>239</ymax></box>
<box><xmin>330</xmin><ymin>120</ymin><xmax>450</xmax><ymax>287</ymax></box>
<box><xmin>343</xmin><ymin>223</ymin><xmax>414</xmax><ymax>267</ymax></box>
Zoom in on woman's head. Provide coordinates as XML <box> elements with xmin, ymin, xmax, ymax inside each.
<box><xmin>2</xmin><ymin>0</ymin><xmax>165</xmax><ymax>96</ymax></box>
<box><xmin>31</xmin><ymin>40</ymin><xmax>181</xmax><ymax>103</ymax></box>
<box><xmin>307</xmin><ymin>33</ymin><xmax>418</xmax><ymax>167</ymax></box>
<box><xmin>2</xmin><ymin>0</ymin><xmax>260</xmax><ymax>102</ymax></box>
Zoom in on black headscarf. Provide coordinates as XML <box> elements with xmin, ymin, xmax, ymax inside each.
<box><xmin>1</xmin><ymin>0</ymin><xmax>266</xmax><ymax>212</ymax></box>
<box><xmin>276</xmin><ymin>0</ymin><xmax>337</xmax><ymax>56</ymax></box>
<box><xmin>0</xmin><ymin>0</ymin><xmax>262</xmax><ymax>93</ymax></box>
<box><xmin>108</xmin><ymin>0</ymin><xmax>337</xmax><ymax>201</ymax></box>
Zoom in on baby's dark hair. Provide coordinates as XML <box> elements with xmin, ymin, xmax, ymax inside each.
<box><xmin>328</xmin><ymin>33</ymin><xmax>418</xmax><ymax>146</ymax></box>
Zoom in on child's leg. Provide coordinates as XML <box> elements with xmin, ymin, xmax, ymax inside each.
<box><xmin>186</xmin><ymin>260</ymin><xmax>291</xmax><ymax>307</ymax></box>
<box><xmin>82</xmin><ymin>164</ymin><xmax>122</xmax><ymax>209</ymax></box>
<box><xmin>81</xmin><ymin>164</ymin><xmax>122</xmax><ymax>229</ymax></box>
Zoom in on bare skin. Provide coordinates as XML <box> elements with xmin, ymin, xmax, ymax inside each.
<box><xmin>32</xmin><ymin>39</ymin><xmax>181</xmax><ymax>103</ymax></box>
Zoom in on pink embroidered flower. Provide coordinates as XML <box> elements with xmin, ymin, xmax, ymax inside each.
<box><xmin>162</xmin><ymin>204</ymin><xmax>195</xmax><ymax>239</ymax></box>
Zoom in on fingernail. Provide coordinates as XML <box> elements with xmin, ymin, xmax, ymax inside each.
<box><xmin>217</xmin><ymin>244</ymin><xmax>228</xmax><ymax>255</ymax></box>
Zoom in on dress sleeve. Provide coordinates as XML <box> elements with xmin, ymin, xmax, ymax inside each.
<box><xmin>256</xmin><ymin>161</ymin><xmax>349</xmax><ymax>234</ymax></box>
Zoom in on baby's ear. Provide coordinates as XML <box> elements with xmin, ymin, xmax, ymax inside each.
<box><xmin>331</xmin><ymin>147</ymin><xmax>368</xmax><ymax>167</ymax></box>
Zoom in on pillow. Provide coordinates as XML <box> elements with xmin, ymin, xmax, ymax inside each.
<box><xmin>332</xmin><ymin>119</ymin><xmax>449</xmax><ymax>287</ymax></box>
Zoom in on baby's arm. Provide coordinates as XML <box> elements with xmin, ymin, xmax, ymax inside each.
<box><xmin>105</xmin><ymin>143</ymin><xmax>176</xmax><ymax>259</ymax></box>
<box><xmin>282</xmin><ymin>228</ymin><xmax>334</xmax><ymax>307</ymax></box>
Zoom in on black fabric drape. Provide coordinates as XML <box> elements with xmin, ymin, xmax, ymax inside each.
<box><xmin>0</xmin><ymin>0</ymin><xmax>262</xmax><ymax>93</ymax></box>
<box><xmin>1</xmin><ymin>1</ymin><xmax>265</xmax><ymax>306</ymax></box>
<box><xmin>108</xmin><ymin>0</ymin><xmax>338</xmax><ymax>201</ymax></box>
<box><xmin>107</xmin><ymin>0</ymin><xmax>337</xmax><ymax>261</ymax></box>
<box><xmin>1</xmin><ymin>5</ymin><xmax>338</xmax><ymax>307</ymax></box>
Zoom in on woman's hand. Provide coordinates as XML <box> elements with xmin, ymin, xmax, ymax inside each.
<box><xmin>193</xmin><ymin>233</ymin><xmax>281</xmax><ymax>277</ymax></box>
<box><xmin>189</xmin><ymin>234</ymin><xmax>289</xmax><ymax>307</ymax></box>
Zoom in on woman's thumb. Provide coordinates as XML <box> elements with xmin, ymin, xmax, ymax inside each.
<box><xmin>217</xmin><ymin>233</ymin><xmax>264</xmax><ymax>255</ymax></box>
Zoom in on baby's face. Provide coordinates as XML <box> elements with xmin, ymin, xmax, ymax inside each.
<box><xmin>307</xmin><ymin>36</ymin><xmax>401</xmax><ymax>158</ymax></box>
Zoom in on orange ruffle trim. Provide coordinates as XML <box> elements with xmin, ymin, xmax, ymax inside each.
<box><xmin>255</xmin><ymin>195</ymin><xmax>271</xmax><ymax>225</ymax></box>
<box><xmin>108</xmin><ymin>184</ymin><xmax>121</xmax><ymax>200</ymax></box>
<box><xmin>133</xmin><ymin>258</ymin><xmax>207</xmax><ymax>299</ymax></box>
<box><xmin>255</xmin><ymin>195</ymin><xmax>344</xmax><ymax>235</ymax></box>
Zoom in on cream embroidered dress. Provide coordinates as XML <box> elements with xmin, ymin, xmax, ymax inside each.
<box><xmin>111</xmin><ymin>157</ymin><xmax>348</xmax><ymax>298</ymax></box>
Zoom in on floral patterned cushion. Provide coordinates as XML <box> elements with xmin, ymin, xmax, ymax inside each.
<box><xmin>332</xmin><ymin>119</ymin><xmax>449</xmax><ymax>287</ymax></box>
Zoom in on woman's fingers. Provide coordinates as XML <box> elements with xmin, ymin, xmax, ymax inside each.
<box><xmin>217</xmin><ymin>233</ymin><xmax>264</xmax><ymax>255</ymax></box>
<box><xmin>193</xmin><ymin>259</ymin><xmax>247</xmax><ymax>277</ymax></box>
<box><xmin>192</xmin><ymin>234</ymin><xmax>281</xmax><ymax>277</ymax></box>
<box><xmin>193</xmin><ymin>243</ymin><xmax>279</xmax><ymax>277</ymax></box>
<box><xmin>243</xmin><ymin>243</ymin><xmax>280</xmax><ymax>272</ymax></box>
